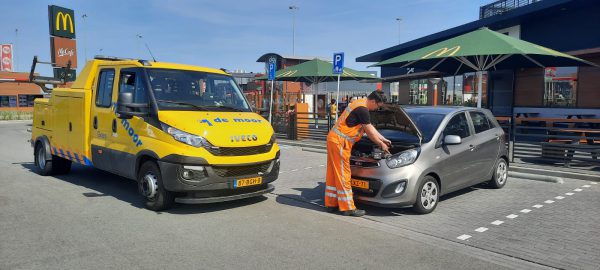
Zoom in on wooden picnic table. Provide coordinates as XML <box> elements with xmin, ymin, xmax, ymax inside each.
<box><xmin>551</xmin><ymin>129</ymin><xmax>600</xmax><ymax>145</ymax></box>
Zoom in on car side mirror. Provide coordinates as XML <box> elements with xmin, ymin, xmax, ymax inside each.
<box><xmin>117</xmin><ymin>92</ymin><xmax>147</xmax><ymax>119</ymax></box>
<box><xmin>444</xmin><ymin>135</ymin><xmax>462</xmax><ymax>145</ymax></box>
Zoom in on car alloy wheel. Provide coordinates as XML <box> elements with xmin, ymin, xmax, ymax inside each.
<box><xmin>420</xmin><ymin>181</ymin><xmax>438</xmax><ymax>210</ymax></box>
<box><xmin>496</xmin><ymin>160</ymin><xmax>508</xmax><ymax>185</ymax></box>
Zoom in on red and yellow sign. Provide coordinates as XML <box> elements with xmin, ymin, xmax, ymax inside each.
<box><xmin>1</xmin><ymin>44</ymin><xmax>13</xmax><ymax>71</ymax></box>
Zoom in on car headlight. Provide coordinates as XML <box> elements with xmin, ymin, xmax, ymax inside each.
<box><xmin>268</xmin><ymin>134</ymin><xmax>277</xmax><ymax>145</ymax></box>
<box><xmin>386</xmin><ymin>148</ymin><xmax>419</xmax><ymax>169</ymax></box>
<box><xmin>161</xmin><ymin>123</ymin><xmax>213</xmax><ymax>148</ymax></box>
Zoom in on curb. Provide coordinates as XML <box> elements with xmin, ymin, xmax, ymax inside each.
<box><xmin>302</xmin><ymin>148</ymin><xmax>327</xmax><ymax>154</ymax></box>
<box><xmin>511</xmin><ymin>164</ymin><xmax>599</xmax><ymax>182</ymax></box>
<box><xmin>508</xmin><ymin>171</ymin><xmax>564</xmax><ymax>184</ymax></box>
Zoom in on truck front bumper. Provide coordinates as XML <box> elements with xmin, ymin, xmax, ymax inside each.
<box><xmin>157</xmin><ymin>152</ymin><xmax>280</xmax><ymax>204</ymax></box>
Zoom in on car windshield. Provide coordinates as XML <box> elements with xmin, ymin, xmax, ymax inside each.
<box><xmin>406</xmin><ymin>112</ymin><xmax>445</xmax><ymax>142</ymax></box>
<box><xmin>146</xmin><ymin>69</ymin><xmax>250</xmax><ymax>112</ymax></box>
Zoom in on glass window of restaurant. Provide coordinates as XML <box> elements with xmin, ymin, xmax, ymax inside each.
<box><xmin>543</xmin><ymin>67</ymin><xmax>577</xmax><ymax>107</ymax></box>
<box><xmin>409</xmin><ymin>79</ymin><xmax>428</xmax><ymax>105</ymax></box>
<box><xmin>462</xmin><ymin>72</ymin><xmax>488</xmax><ymax>107</ymax></box>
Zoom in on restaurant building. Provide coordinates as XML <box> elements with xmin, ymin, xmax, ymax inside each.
<box><xmin>357</xmin><ymin>0</ymin><xmax>600</xmax><ymax>117</ymax></box>
<box><xmin>0</xmin><ymin>72</ymin><xmax>43</xmax><ymax>111</ymax></box>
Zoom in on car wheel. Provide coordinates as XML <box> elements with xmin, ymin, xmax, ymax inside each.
<box><xmin>34</xmin><ymin>143</ymin><xmax>54</xmax><ymax>176</ymax></box>
<box><xmin>489</xmin><ymin>158</ymin><xmax>508</xmax><ymax>189</ymax></box>
<box><xmin>138</xmin><ymin>161</ymin><xmax>174</xmax><ymax>211</ymax></box>
<box><xmin>413</xmin><ymin>176</ymin><xmax>439</xmax><ymax>214</ymax></box>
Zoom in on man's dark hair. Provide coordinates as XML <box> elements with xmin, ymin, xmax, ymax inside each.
<box><xmin>367</xmin><ymin>90</ymin><xmax>385</xmax><ymax>103</ymax></box>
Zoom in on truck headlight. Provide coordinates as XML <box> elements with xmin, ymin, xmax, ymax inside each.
<box><xmin>386</xmin><ymin>149</ymin><xmax>419</xmax><ymax>169</ymax></box>
<box><xmin>267</xmin><ymin>134</ymin><xmax>277</xmax><ymax>146</ymax></box>
<box><xmin>162</xmin><ymin>123</ymin><xmax>213</xmax><ymax>148</ymax></box>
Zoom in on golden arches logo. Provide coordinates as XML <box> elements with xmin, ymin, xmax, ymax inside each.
<box><xmin>421</xmin><ymin>46</ymin><xmax>461</xmax><ymax>59</ymax></box>
<box><xmin>56</xmin><ymin>12</ymin><xmax>74</xmax><ymax>33</ymax></box>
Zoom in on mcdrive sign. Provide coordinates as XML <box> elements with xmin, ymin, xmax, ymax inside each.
<box><xmin>51</xmin><ymin>37</ymin><xmax>77</xmax><ymax>68</ymax></box>
<box><xmin>48</xmin><ymin>5</ymin><xmax>76</xmax><ymax>39</ymax></box>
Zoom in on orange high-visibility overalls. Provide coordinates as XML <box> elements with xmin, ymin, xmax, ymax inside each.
<box><xmin>325</xmin><ymin>98</ymin><xmax>367</xmax><ymax>211</ymax></box>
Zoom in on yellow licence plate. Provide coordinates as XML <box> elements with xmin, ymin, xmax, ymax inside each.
<box><xmin>351</xmin><ymin>179</ymin><xmax>369</xmax><ymax>189</ymax></box>
<box><xmin>235</xmin><ymin>177</ymin><xmax>263</xmax><ymax>188</ymax></box>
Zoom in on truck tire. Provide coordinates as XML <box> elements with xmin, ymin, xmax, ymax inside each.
<box><xmin>138</xmin><ymin>161</ymin><xmax>174</xmax><ymax>211</ymax></box>
<box><xmin>53</xmin><ymin>157</ymin><xmax>72</xmax><ymax>175</ymax></box>
<box><xmin>34</xmin><ymin>143</ymin><xmax>54</xmax><ymax>176</ymax></box>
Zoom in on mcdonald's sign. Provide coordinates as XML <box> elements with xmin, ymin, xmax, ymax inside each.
<box><xmin>421</xmin><ymin>46</ymin><xmax>461</xmax><ymax>59</ymax></box>
<box><xmin>48</xmin><ymin>5</ymin><xmax>76</xmax><ymax>39</ymax></box>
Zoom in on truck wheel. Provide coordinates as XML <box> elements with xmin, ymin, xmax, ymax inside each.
<box><xmin>34</xmin><ymin>143</ymin><xmax>54</xmax><ymax>176</ymax></box>
<box><xmin>138</xmin><ymin>161</ymin><xmax>174</xmax><ymax>211</ymax></box>
<box><xmin>412</xmin><ymin>176</ymin><xmax>439</xmax><ymax>214</ymax></box>
<box><xmin>489</xmin><ymin>158</ymin><xmax>508</xmax><ymax>189</ymax></box>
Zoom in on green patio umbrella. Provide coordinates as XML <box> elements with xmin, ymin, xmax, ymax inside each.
<box><xmin>372</xmin><ymin>27</ymin><xmax>598</xmax><ymax>108</ymax></box>
<box><xmin>257</xmin><ymin>58</ymin><xmax>378</xmax><ymax>125</ymax></box>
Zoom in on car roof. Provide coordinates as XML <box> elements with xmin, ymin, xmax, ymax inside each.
<box><xmin>402</xmin><ymin>106</ymin><xmax>481</xmax><ymax>115</ymax></box>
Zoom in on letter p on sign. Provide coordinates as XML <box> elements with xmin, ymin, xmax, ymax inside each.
<box><xmin>333</xmin><ymin>52</ymin><xmax>344</xmax><ymax>74</ymax></box>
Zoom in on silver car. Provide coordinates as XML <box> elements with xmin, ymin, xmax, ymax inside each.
<box><xmin>350</xmin><ymin>106</ymin><xmax>509</xmax><ymax>214</ymax></box>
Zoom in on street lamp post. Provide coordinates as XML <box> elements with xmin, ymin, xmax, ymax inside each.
<box><xmin>289</xmin><ymin>5</ymin><xmax>299</xmax><ymax>55</ymax></box>
<box><xmin>82</xmin><ymin>14</ymin><xmax>88</xmax><ymax>61</ymax></box>
<box><xmin>14</xmin><ymin>28</ymin><xmax>18</xmax><ymax>71</ymax></box>
<box><xmin>396</xmin><ymin>17</ymin><xmax>402</xmax><ymax>44</ymax></box>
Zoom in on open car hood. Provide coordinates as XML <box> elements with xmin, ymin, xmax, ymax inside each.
<box><xmin>370</xmin><ymin>104</ymin><xmax>423</xmax><ymax>145</ymax></box>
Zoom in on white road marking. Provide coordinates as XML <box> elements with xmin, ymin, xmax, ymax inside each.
<box><xmin>574</xmin><ymin>188</ymin><xmax>582</xmax><ymax>192</ymax></box>
<box><xmin>544</xmin><ymin>200</ymin><xmax>555</xmax><ymax>204</ymax></box>
<box><xmin>457</xmin><ymin>234</ymin><xmax>472</xmax><ymax>240</ymax></box>
<box><xmin>475</xmin><ymin>227</ymin><xmax>488</xmax><ymax>233</ymax></box>
<box><xmin>491</xmin><ymin>220</ymin><xmax>504</xmax><ymax>225</ymax></box>
<box><xmin>520</xmin><ymin>209</ymin><xmax>532</xmax><ymax>213</ymax></box>
<box><xmin>582</xmin><ymin>185</ymin><xmax>591</xmax><ymax>188</ymax></box>
<box><xmin>555</xmin><ymin>196</ymin><xmax>565</xmax><ymax>200</ymax></box>
<box><xmin>291</xmin><ymin>169</ymin><xmax>299</xmax><ymax>172</ymax></box>
<box><xmin>533</xmin><ymin>205</ymin><xmax>543</xmax><ymax>208</ymax></box>
<box><xmin>565</xmin><ymin>192</ymin><xmax>574</xmax><ymax>196</ymax></box>
<box><xmin>591</xmin><ymin>182</ymin><xmax>598</xmax><ymax>185</ymax></box>
<box><xmin>319</xmin><ymin>165</ymin><xmax>325</xmax><ymax>167</ymax></box>
<box><xmin>304</xmin><ymin>167</ymin><xmax>313</xmax><ymax>170</ymax></box>
<box><xmin>506</xmin><ymin>214</ymin><xmax>518</xmax><ymax>219</ymax></box>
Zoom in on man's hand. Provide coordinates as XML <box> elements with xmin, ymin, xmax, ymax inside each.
<box><xmin>381</xmin><ymin>137</ymin><xmax>392</xmax><ymax>147</ymax></box>
<box><xmin>378</xmin><ymin>141</ymin><xmax>390</xmax><ymax>155</ymax></box>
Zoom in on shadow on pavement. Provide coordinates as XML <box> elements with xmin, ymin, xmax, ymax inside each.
<box><xmin>18</xmin><ymin>162</ymin><xmax>269</xmax><ymax>214</ymax></box>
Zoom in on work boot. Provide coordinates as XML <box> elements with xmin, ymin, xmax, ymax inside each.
<box><xmin>325</xmin><ymin>207</ymin><xmax>337</xmax><ymax>213</ymax></box>
<box><xmin>342</xmin><ymin>209</ymin><xmax>366</xmax><ymax>217</ymax></box>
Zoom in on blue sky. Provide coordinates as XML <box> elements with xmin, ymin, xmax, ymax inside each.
<box><xmin>1</xmin><ymin>0</ymin><xmax>490</xmax><ymax>76</ymax></box>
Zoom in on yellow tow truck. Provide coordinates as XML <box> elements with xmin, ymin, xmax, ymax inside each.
<box><xmin>31</xmin><ymin>56</ymin><xmax>280</xmax><ymax>211</ymax></box>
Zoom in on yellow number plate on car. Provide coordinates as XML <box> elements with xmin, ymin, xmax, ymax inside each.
<box><xmin>351</xmin><ymin>179</ymin><xmax>369</xmax><ymax>189</ymax></box>
<box><xmin>234</xmin><ymin>177</ymin><xmax>263</xmax><ymax>188</ymax></box>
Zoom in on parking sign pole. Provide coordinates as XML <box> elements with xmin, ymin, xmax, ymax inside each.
<box><xmin>268</xmin><ymin>79</ymin><xmax>274</xmax><ymax>123</ymax></box>
<box><xmin>335</xmin><ymin>74</ymin><xmax>340</xmax><ymax>119</ymax></box>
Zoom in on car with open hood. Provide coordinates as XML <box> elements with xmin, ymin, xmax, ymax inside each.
<box><xmin>350</xmin><ymin>105</ymin><xmax>508</xmax><ymax>214</ymax></box>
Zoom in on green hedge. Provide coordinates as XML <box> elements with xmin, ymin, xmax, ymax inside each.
<box><xmin>0</xmin><ymin>111</ymin><xmax>34</xmax><ymax>120</ymax></box>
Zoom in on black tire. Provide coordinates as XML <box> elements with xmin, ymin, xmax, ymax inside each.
<box><xmin>138</xmin><ymin>161</ymin><xmax>174</xmax><ymax>211</ymax></box>
<box><xmin>412</xmin><ymin>176</ymin><xmax>440</xmax><ymax>214</ymax></box>
<box><xmin>34</xmin><ymin>143</ymin><xmax>54</xmax><ymax>176</ymax></box>
<box><xmin>489</xmin><ymin>158</ymin><xmax>508</xmax><ymax>189</ymax></box>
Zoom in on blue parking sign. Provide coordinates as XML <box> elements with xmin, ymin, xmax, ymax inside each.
<box><xmin>333</xmin><ymin>52</ymin><xmax>344</xmax><ymax>74</ymax></box>
<box><xmin>268</xmin><ymin>57</ymin><xmax>276</xmax><ymax>81</ymax></box>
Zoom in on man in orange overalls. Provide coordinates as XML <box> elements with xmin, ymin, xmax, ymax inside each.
<box><xmin>324</xmin><ymin>91</ymin><xmax>391</xmax><ymax>217</ymax></box>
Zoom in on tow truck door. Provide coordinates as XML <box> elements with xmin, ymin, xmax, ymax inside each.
<box><xmin>89</xmin><ymin>67</ymin><xmax>117</xmax><ymax>171</ymax></box>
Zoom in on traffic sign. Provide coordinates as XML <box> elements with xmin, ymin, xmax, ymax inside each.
<box><xmin>333</xmin><ymin>52</ymin><xmax>344</xmax><ymax>74</ymax></box>
<box><xmin>268</xmin><ymin>62</ymin><xmax>276</xmax><ymax>80</ymax></box>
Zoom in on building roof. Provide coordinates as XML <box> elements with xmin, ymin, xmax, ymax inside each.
<box><xmin>356</xmin><ymin>0</ymin><xmax>584</xmax><ymax>63</ymax></box>
<box><xmin>256</xmin><ymin>53</ymin><xmax>329</xmax><ymax>63</ymax></box>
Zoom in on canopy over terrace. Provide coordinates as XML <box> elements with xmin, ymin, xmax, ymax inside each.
<box><xmin>372</xmin><ymin>27</ymin><xmax>598</xmax><ymax>108</ymax></box>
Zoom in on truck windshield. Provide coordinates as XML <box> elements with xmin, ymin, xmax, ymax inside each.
<box><xmin>146</xmin><ymin>69</ymin><xmax>251</xmax><ymax>112</ymax></box>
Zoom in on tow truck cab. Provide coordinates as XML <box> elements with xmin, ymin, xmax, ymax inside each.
<box><xmin>31</xmin><ymin>57</ymin><xmax>280</xmax><ymax>211</ymax></box>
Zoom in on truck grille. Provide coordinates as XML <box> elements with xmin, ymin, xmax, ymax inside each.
<box><xmin>212</xmin><ymin>162</ymin><xmax>272</xmax><ymax>177</ymax></box>
<box><xmin>207</xmin><ymin>144</ymin><xmax>273</xmax><ymax>156</ymax></box>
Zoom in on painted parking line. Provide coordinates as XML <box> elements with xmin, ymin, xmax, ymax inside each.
<box><xmin>565</xmin><ymin>192</ymin><xmax>574</xmax><ymax>196</ymax></box>
<box><xmin>319</xmin><ymin>164</ymin><xmax>325</xmax><ymax>167</ymax></box>
<box><xmin>474</xmin><ymin>227</ymin><xmax>488</xmax><ymax>233</ymax></box>
<box><xmin>506</xmin><ymin>214</ymin><xmax>518</xmax><ymax>219</ymax></box>
<box><xmin>304</xmin><ymin>167</ymin><xmax>313</xmax><ymax>170</ymax></box>
<box><xmin>574</xmin><ymin>188</ymin><xmax>583</xmax><ymax>192</ymax></box>
<box><xmin>533</xmin><ymin>204</ymin><xmax>543</xmax><ymax>208</ymax></box>
<box><xmin>544</xmin><ymin>200</ymin><xmax>555</xmax><ymax>204</ymax></box>
<box><xmin>290</xmin><ymin>169</ymin><xmax>299</xmax><ymax>172</ymax></box>
<box><xmin>555</xmin><ymin>196</ymin><xmax>565</xmax><ymax>200</ymax></box>
<box><xmin>520</xmin><ymin>209</ymin><xmax>532</xmax><ymax>213</ymax></box>
<box><xmin>491</xmin><ymin>220</ymin><xmax>504</xmax><ymax>226</ymax></box>
<box><xmin>591</xmin><ymin>182</ymin><xmax>598</xmax><ymax>185</ymax></box>
<box><xmin>582</xmin><ymin>185</ymin><xmax>591</xmax><ymax>188</ymax></box>
<box><xmin>457</xmin><ymin>234</ymin><xmax>472</xmax><ymax>240</ymax></box>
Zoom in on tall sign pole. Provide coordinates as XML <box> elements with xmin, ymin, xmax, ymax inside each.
<box><xmin>267</xmin><ymin>57</ymin><xmax>277</xmax><ymax>123</ymax></box>
<box><xmin>332</xmin><ymin>52</ymin><xmax>344</xmax><ymax>119</ymax></box>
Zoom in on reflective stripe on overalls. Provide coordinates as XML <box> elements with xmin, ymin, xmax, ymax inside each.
<box><xmin>324</xmin><ymin>99</ymin><xmax>367</xmax><ymax>211</ymax></box>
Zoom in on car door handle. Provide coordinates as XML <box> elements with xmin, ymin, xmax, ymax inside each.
<box><xmin>112</xmin><ymin>119</ymin><xmax>117</xmax><ymax>133</ymax></box>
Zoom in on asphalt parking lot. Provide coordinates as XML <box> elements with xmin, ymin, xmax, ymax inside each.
<box><xmin>2</xmin><ymin>121</ymin><xmax>599</xmax><ymax>270</ymax></box>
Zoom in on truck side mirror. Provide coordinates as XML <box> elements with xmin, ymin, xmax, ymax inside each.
<box><xmin>116</xmin><ymin>92</ymin><xmax>134</xmax><ymax>119</ymax></box>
